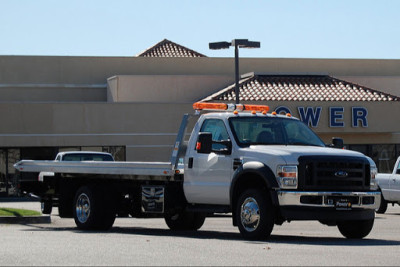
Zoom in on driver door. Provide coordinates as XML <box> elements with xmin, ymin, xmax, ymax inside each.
<box><xmin>184</xmin><ymin>119</ymin><xmax>233</xmax><ymax>205</ymax></box>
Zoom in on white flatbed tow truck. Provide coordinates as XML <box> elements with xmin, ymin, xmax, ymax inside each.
<box><xmin>14</xmin><ymin>102</ymin><xmax>380</xmax><ymax>240</ymax></box>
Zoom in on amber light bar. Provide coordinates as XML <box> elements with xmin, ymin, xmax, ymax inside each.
<box><xmin>193</xmin><ymin>102</ymin><xmax>269</xmax><ymax>112</ymax></box>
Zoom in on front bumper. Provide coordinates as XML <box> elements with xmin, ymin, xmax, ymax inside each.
<box><xmin>278</xmin><ymin>190</ymin><xmax>380</xmax><ymax>209</ymax></box>
<box><xmin>276</xmin><ymin>190</ymin><xmax>381</xmax><ymax>221</ymax></box>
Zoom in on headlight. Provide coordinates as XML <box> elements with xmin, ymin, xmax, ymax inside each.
<box><xmin>370</xmin><ymin>166</ymin><xmax>378</xmax><ymax>190</ymax></box>
<box><xmin>277</xmin><ymin>165</ymin><xmax>298</xmax><ymax>189</ymax></box>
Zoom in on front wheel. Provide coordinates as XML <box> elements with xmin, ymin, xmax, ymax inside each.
<box><xmin>236</xmin><ymin>188</ymin><xmax>274</xmax><ymax>240</ymax></box>
<box><xmin>337</xmin><ymin>219</ymin><xmax>374</xmax><ymax>239</ymax></box>
<box><xmin>164</xmin><ymin>211</ymin><xmax>206</xmax><ymax>231</ymax></box>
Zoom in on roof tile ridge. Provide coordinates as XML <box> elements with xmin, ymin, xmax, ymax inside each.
<box><xmin>330</xmin><ymin>76</ymin><xmax>400</xmax><ymax>101</ymax></box>
<box><xmin>201</xmin><ymin>74</ymin><xmax>255</xmax><ymax>102</ymax></box>
<box><xmin>136</xmin><ymin>39</ymin><xmax>206</xmax><ymax>57</ymax></box>
<box><xmin>168</xmin><ymin>41</ymin><xmax>207</xmax><ymax>57</ymax></box>
<box><xmin>135</xmin><ymin>39</ymin><xmax>169</xmax><ymax>57</ymax></box>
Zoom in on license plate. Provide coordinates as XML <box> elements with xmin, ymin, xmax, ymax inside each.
<box><xmin>335</xmin><ymin>199</ymin><xmax>352</xmax><ymax>210</ymax></box>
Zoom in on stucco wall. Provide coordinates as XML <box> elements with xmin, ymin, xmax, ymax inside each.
<box><xmin>107</xmin><ymin>75</ymin><xmax>234</xmax><ymax>102</ymax></box>
<box><xmin>0</xmin><ymin>102</ymin><xmax>193</xmax><ymax>161</ymax></box>
<box><xmin>1</xmin><ymin>55</ymin><xmax>400</xmax><ymax>161</ymax></box>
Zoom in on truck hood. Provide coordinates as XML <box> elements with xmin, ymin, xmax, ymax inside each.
<box><xmin>240</xmin><ymin>145</ymin><xmax>374</xmax><ymax>166</ymax></box>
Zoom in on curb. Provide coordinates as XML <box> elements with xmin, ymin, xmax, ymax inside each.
<box><xmin>0</xmin><ymin>215</ymin><xmax>51</xmax><ymax>224</ymax></box>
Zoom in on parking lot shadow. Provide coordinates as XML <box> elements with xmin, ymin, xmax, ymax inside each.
<box><xmin>23</xmin><ymin>224</ymin><xmax>400</xmax><ymax>247</ymax></box>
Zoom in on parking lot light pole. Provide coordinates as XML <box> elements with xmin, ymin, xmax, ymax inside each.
<box><xmin>209</xmin><ymin>39</ymin><xmax>260</xmax><ymax>104</ymax></box>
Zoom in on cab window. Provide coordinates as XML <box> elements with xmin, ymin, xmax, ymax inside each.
<box><xmin>397</xmin><ymin>161</ymin><xmax>400</xmax><ymax>175</ymax></box>
<box><xmin>200</xmin><ymin>119</ymin><xmax>230</xmax><ymax>151</ymax></box>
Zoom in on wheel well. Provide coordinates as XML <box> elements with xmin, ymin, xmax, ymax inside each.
<box><xmin>57</xmin><ymin>178</ymin><xmax>121</xmax><ymax>218</ymax></box>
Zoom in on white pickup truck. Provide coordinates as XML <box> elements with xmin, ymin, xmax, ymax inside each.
<box><xmin>376</xmin><ymin>156</ymin><xmax>400</xmax><ymax>213</ymax></box>
<box><xmin>14</xmin><ymin>102</ymin><xmax>380</xmax><ymax>240</ymax></box>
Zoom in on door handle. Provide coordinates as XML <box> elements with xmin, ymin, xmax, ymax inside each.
<box><xmin>188</xmin><ymin>157</ymin><xmax>193</xmax><ymax>169</ymax></box>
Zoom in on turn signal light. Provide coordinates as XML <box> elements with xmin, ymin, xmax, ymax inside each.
<box><xmin>196</xmin><ymin>142</ymin><xmax>201</xmax><ymax>150</ymax></box>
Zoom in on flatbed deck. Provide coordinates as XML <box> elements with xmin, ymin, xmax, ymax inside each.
<box><xmin>14</xmin><ymin>160</ymin><xmax>176</xmax><ymax>177</ymax></box>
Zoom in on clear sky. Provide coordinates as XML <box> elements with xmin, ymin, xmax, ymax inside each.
<box><xmin>1</xmin><ymin>0</ymin><xmax>399</xmax><ymax>59</ymax></box>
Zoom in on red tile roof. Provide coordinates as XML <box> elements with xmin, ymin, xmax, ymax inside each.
<box><xmin>136</xmin><ymin>39</ymin><xmax>206</xmax><ymax>57</ymax></box>
<box><xmin>202</xmin><ymin>73</ymin><xmax>400</xmax><ymax>102</ymax></box>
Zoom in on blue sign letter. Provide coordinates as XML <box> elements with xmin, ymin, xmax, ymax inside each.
<box><xmin>275</xmin><ymin>106</ymin><xmax>291</xmax><ymax>115</ymax></box>
<box><xmin>330</xmin><ymin>107</ymin><xmax>344</xmax><ymax>127</ymax></box>
<box><xmin>352</xmin><ymin>107</ymin><xmax>368</xmax><ymax>127</ymax></box>
<box><xmin>298</xmin><ymin>107</ymin><xmax>322</xmax><ymax>128</ymax></box>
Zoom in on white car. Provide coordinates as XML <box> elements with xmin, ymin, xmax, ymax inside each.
<box><xmin>376</xmin><ymin>156</ymin><xmax>400</xmax><ymax>213</ymax></box>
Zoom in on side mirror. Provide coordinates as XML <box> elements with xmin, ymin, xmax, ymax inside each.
<box><xmin>196</xmin><ymin>132</ymin><xmax>212</xmax><ymax>154</ymax></box>
<box><xmin>331</xmin><ymin>137</ymin><xmax>344</xmax><ymax>149</ymax></box>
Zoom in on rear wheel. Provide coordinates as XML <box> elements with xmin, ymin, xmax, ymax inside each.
<box><xmin>164</xmin><ymin>211</ymin><xmax>206</xmax><ymax>231</ymax></box>
<box><xmin>376</xmin><ymin>193</ymin><xmax>388</xmax><ymax>214</ymax></box>
<box><xmin>73</xmin><ymin>185</ymin><xmax>116</xmax><ymax>230</ymax></box>
<box><xmin>236</xmin><ymin>188</ymin><xmax>274</xmax><ymax>240</ymax></box>
<box><xmin>41</xmin><ymin>201</ymin><xmax>52</xmax><ymax>214</ymax></box>
<box><xmin>337</xmin><ymin>219</ymin><xmax>374</xmax><ymax>239</ymax></box>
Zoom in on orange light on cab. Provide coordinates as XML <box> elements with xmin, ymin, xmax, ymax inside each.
<box><xmin>193</xmin><ymin>102</ymin><xmax>228</xmax><ymax>110</ymax></box>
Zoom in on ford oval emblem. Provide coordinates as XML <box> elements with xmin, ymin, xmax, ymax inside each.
<box><xmin>335</xmin><ymin>170</ymin><xmax>348</xmax><ymax>178</ymax></box>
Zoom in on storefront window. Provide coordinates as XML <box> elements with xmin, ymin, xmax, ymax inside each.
<box><xmin>397</xmin><ymin>145</ymin><xmax>400</xmax><ymax>159</ymax></box>
<box><xmin>0</xmin><ymin>150</ymin><xmax>6</xmax><ymax>196</ymax></box>
<box><xmin>0</xmin><ymin>149</ymin><xmax>20</xmax><ymax>196</ymax></box>
<box><xmin>371</xmin><ymin>145</ymin><xmax>396</xmax><ymax>173</ymax></box>
<box><xmin>82</xmin><ymin>147</ymin><xmax>102</xmax><ymax>152</ymax></box>
<box><xmin>59</xmin><ymin>147</ymin><xmax>81</xmax><ymax>153</ymax></box>
<box><xmin>348</xmin><ymin>145</ymin><xmax>369</xmax><ymax>156</ymax></box>
<box><xmin>7</xmin><ymin>149</ymin><xmax>20</xmax><ymax>196</ymax></box>
<box><xmin>103</xmin><ymin>146</ymin><xmax>126</xmax><ymax>161</ymax></box>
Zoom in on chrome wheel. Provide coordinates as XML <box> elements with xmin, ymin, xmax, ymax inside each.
<box><xmin>76</xmin><ymin>193</ymin><xmax>91</xmax><ymax>224</ymax></box>
<box><xmin>240</xmin><ymin>197</ymin><xmax>260</xmax><ymax>232</ymax></box>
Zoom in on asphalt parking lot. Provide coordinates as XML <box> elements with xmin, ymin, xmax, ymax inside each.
<box><xmin>1</xmin><ymin>201</ymin><xmax>400</xmax><ymax>266</ymax></box>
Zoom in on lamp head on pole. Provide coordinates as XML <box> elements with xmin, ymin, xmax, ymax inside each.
<box><xmin>209</xmin><ymin>39</ymin><xmax>260</xmax><ymax>50</ymax></box>
<box><xmin>209</xmin><ymin>39</ymin><xmax>260</xmax><ymax>104</ymax></box>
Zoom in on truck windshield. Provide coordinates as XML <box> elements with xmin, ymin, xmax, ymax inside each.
<box><xmin>229</xmin><ymin>117</ymin><xmax>325</xmax><ymax>147</ymax></box>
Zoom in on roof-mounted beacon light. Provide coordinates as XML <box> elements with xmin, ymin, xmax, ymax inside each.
<box><xmin>193</xmin><ymin>102</ymin><xmax>269</xmax><ymax>113</ymax></box>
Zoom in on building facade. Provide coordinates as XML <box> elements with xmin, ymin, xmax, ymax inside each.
<box><xmin>1</xmin><ymin>39</ymin><xmax>400</xmax><ymax>196</ymax></box>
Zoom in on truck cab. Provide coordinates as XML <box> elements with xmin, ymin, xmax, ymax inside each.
<box><xmin>184</xmin><ymin>103</ymin><xmax>380</xmax><ymax>239</ymax></box>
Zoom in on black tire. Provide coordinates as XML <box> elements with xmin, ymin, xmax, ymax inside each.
<box><xmin>236</xmin><ymin>188</ymin><xmax>274</xmax><ymax>240</ymax></box>
<box><xmin>73</xmin><ymin>185</ymin><xmax>116</xmax><ymax>231</ymax></box>
<box><xmin>376</xmin><ymin>193</ymin><xmax>388</xmax><ymax>214</ymax></box>
<box><xmin>41</xmin><ymin>201</ymin><xmax>52</xmax><ymax>214</ymax></box>
<box><xmin>164</xmin><ymin>211</ymin><xmax>206</xmax><ymax>231</ymax></box>
<box><xmin>337</xmin><ymin>219</ymin><xmax>374</xmax><ymax>239</ymax></box>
